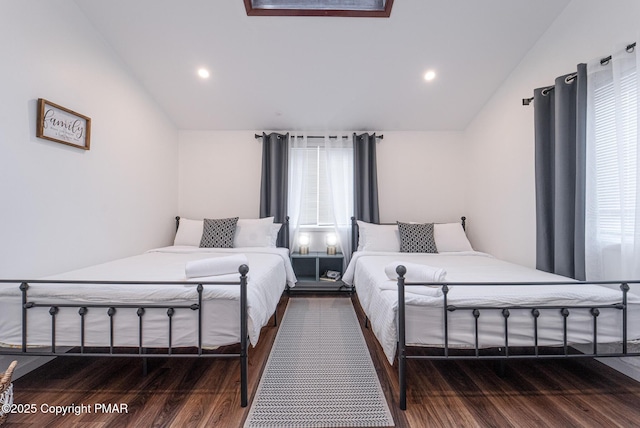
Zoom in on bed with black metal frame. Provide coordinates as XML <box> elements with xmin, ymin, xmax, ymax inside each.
<box><xmin>0</xmin><ymin>216</ymin><xmax>291</xmax><ymax>408</ymax></box>
<box><xmin>347</xmin><ymin>216</ymin><xmax>640</xmax><ymax>410</ymax></box>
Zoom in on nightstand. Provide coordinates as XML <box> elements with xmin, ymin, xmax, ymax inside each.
<box><xmin>290</xmin><ymin>251</ymin><xmax>351</xmax><ymax>292</ymax></box>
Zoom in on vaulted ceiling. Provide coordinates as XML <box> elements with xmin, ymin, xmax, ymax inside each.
<box><xmin>75</xmin><ymin>0</ymin><xmax>570</xmax><ymax>131</ymax></box>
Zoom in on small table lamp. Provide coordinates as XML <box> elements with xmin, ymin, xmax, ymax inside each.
<box><xmin>299</xmin><ymin>234</ymin><xmax>310</xmax><ymax>255</ymax></box>
<box><xmin>326</xmin><ymin>233</ymin><xmax>337</xmax><ymax>255</ymax></box>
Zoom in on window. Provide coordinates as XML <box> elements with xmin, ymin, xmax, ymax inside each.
<box><xmin>289</xmin><ymin>137</ymin><xmax>354</xmax><ymax>228</ymax></box>
<box><xmin>590</xmin><ymin>66</ymin><xmax>637</xmax><ymax>244</ymax></box>
<box><xmin>296</xmin><ymin>143</ymin><xmax>334</xmax><ymax>226</ymax></box>
<box><xmin>586</xmin><ymin>46</ymin><xmax>639</xmax><ymax>280</ymax></box>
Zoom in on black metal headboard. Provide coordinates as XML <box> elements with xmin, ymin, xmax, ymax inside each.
<box><xmin>350</xmin><ymin>216</ymin><xmax>467</xmax><ymax>255</ymax></box>
<box><xmin>175</xmin><ymin>216</ymin><xmax>291</xmax><ymax>249</ymax></box>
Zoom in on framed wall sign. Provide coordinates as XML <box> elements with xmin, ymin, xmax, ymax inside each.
<box><xmin>36</xmin><ymin>98</ymin><xmax>91</xmax><ymax>150</ymax></box>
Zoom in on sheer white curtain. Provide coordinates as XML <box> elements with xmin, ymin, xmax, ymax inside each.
<box><xmin>585</xmin><ymin>44</ymin><xmax>640</xmax><ymax>281</ymax></box>
<box><xmin>324</xmin><ymin>134</ymin><xmax>354</xmax><ymax>267</ymax></box>
<box><xmin>287</xmin><ymin>134</ymin><xmax>309</xmax><ymax>251</ymax></box>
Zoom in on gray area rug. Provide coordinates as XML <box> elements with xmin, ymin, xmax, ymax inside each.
<box><xmin>244</xmin><ymin>297</ymin><xmax>395</xmax><ymax>427</ymax></box>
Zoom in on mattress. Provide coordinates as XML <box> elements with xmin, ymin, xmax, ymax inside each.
<box><xmin>0</xmin><ymin>246</ymin><xmax>296</xmax><ymax>349</ymax></box>
<box><xmin>343</xmin><ymin>251</ymin><xmax>640</xmax><ymax>364</ymax></box>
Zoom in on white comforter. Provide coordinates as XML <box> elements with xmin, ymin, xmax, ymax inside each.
<box><xmin>0</xmin><ymin>246</ymin><xmax>297</xmax><ymax>348</ymax></box>
<box><xmin>344</xmin><ymin>251</ymin><xmax>640</xmax><ymax>363</ymax></box>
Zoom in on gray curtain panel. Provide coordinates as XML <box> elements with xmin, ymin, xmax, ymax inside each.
<box><xmin>259</xmin><ymin>132</ymin><xmax>289</xmax><ymax>247</ymax></box>
<box><xmin>353</xmin><ymin>132</ymin><xmax>380</xmax><ymax>224</ymax></box>
<box><xmin>534</xmin><ymin>64</ymin><xmax>587</xmax><ymax>280</ymax></box>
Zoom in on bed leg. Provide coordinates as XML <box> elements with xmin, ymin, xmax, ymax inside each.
<box><xmin>241</xmin><ymin>337</ymin><xmax>248</xmax><ymax>407</ymax></box>
<box><xmin>396</xmin><ymin>265</ymin><xmax>407</xmax><ymax>410</ymax></box>
<box><xmin>240</xmin><ymin>265</ymin><xmax>249</xmax><ymax>408</ymax></box>
<box><xmin>142</xmin><ymin>357</ymin><xmax>148</xmax><ymax>376</ymax></box>
<box><xmin>399</xmin><ymin>349</ymin><xmax>406</xmax><ymax>410</ymax></box>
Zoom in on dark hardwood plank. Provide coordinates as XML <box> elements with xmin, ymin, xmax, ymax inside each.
<box><xmin>5</xmin><ymin>294</ymin><xmax>640</xmax><ymax>427</ymax></box>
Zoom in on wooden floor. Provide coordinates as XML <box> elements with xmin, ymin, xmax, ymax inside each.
<box><xmin>5</xmin><ymin>293</ymin><xmax>640</xmax><ymax>427</ymax></box>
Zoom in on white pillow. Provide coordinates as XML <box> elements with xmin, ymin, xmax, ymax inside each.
<box><xmin>234</xmin><ymin>217</ymin><xmax>275</xmax><ymax>248</ymax></box>
<box><xmin>174</xmin><ymin>218</ymin><xmax>204</xmax><ymax>246</ymax></box>
<box><xmin>357</xmin><ymin>221</ymin><xmax>401</xmax><ymax>252</ymax></box>
<box><xmin>434</xmin><ymin>222</ymin><xmax>473</xmax><ymax>252</ymax></box>
<box><xmin>268</xmin><ymin>223</ymin><xmax>282</xmax><ymax>247</ymax></box>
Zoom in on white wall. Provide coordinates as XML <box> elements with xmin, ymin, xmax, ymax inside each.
<box><xmin>377</xmin><ymin>132</ymin><xmax>467</xmax><ymax>225</ymax></box>
<box><xmin>179</xmin><ymin>131</ymin><xmax>263</xmax><ymax>219</ymax></box>
<box><xmin>464</xmin><ymin>0</ymin><xmax>640</xmax><ymax>267</ymax></box>
<box><xmin>0</xmin><ymin>1</ymin><xmax>179</xmax><ymax>278</ymax></box>
<box><xmin>178</xmin><ymin>130</ymin><xmax>467</xmax><ymax>237</ymax></box>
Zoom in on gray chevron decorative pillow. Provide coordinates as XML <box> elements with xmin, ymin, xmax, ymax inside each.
<box><xmin>200</xmin><ymin>217</ymin><xmax>239</xmax><ymax>248</ymax></box>
<box><xmin>397</xmin><ymin>222</ymin><xmax>438</xmax><ymax>253</ymax></box>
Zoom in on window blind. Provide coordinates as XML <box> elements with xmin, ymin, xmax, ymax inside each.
<box><xmin>592</xmin><ymin>69</ymin><xmax>638</xmax><ymax>243</ymax></box>
<box><xmin>294</xmin><ymin>142</ymin><xmax>341</xmax><ymax>227</ymax></box>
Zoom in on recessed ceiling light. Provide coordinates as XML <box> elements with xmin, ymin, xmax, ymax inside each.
<box><xmin>423</xmin><ymin>70</ymin><xmax>436</xmax><ymax>82</ymax></box>
<box><xmin>197</xmin><ymin>68</ymin><xmax>210</xmax><ymax>79</ymax></box>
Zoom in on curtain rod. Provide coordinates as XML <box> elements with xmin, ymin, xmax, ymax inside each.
<box><xmin>600</xmin><ymin>42</ymin><xmax>636</xmax><ymax>65</ymax></box>
<box><xmin>254</xmin><ymin>133</ymin><xmax>384</xmax><ymax>140</ymax></box>
<box><xmin>522</xmin><ymin>42</ymin><xmax>636</xmax><ymax>106</ymax></box>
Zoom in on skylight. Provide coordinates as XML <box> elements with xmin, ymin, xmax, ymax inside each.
<box><xmin>243</xmin><ymin>0</ymin><xmax>393</xmax><ymax>17</ymax></box>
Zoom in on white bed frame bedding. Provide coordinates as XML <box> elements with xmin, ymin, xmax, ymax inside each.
<box><xmin>344</xmin><ymin>250</ymin><xmax>640</xmax><ymax>410</ymax></box>
<box><xmin>0</xmin><ymin>246</ymin><xmax>296</xmax><ymax>407</ymax></box>
<box><xmin>0</xmin><ymin>246</ymin><xmax>294</xmax><ymax>349</ymax></box>
<box><xmin>344</xmin><ymin>251</ymin><xmax>640</xmax><ymax>364</ymax></box>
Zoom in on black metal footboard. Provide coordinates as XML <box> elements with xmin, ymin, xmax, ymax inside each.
<box><xmin>0</xmin><ymin>265</ymin><xmax>253</xmax><ymax>407</ymax></box>
<box><xmin>395</xmin><ymin>265</ymin><xmax>640</xmax><ymax>410</ymax></box>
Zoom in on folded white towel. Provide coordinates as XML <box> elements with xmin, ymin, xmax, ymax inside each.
<box><xmin>384</xmin><ymin>261</ymin><xmax>447</xmax><ymax>284</ymax></box>
<box><xmin>185</xmin><ymin>273</ymin><xmax>250</xmax><ymax>286</ymax></box>
<box><xmin>185</xmin><ymin>255</ymin><xmax>249</xmax><ymax>279</ymax></box>
<box><xmin>379</xmin><ymin>281</ymin><xmax>443</xmax><ymax>298</ymax></box>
